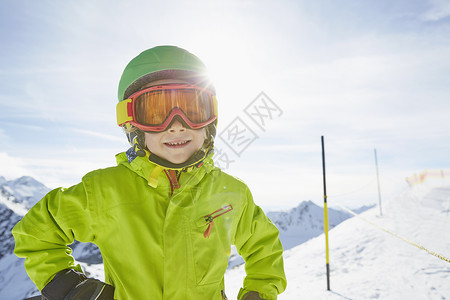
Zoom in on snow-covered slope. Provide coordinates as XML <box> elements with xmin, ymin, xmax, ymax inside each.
<box><xmin>225</xmin><ymin>182</ymin><xmax>450</xmax><ymax>299</ymax></box>
<box><xmin>0</xmin><ymin>176</ymin><xmax>51</xmax><ymax>259</ymax></box>
<box><xmin>0</xmin><ymin>177</ymin><xmax>51</xmax><ymax>298</ymax></box>
<box><xmin>0</xmin><ymin>204</ymin><xmax>22</xmax><ymax>260</ymax></box>
<box><xmin>0</xmin><ymin>203</ymin><xmax>40</xmax><ymax>298</ymax></box>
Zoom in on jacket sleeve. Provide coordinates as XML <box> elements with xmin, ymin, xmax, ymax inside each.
<box><xmin>12</xmin><ymin>181</ymin><xmax>96</xmax><ymax>290</ymax></box>
<box><xmin>233</xmin><ymin>187</ymin><xmax>287</xmax><ymax>300</ymax></box>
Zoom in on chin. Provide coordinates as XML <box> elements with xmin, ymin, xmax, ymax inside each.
<box><xmin>166</xmin><ymin>157</ymin><xmax>189</xmax><ymax>165</ymax></box>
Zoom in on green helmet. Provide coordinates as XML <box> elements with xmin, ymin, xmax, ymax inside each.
<box><xmin>118</xmin><ymin>45</ymin><xmax>214</xmax><ymax>101</ymax></box>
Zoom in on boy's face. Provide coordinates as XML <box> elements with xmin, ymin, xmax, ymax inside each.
<box><xmin>141</xmin><ymin>79</ymin><xmax>207</xmax><ymax>164</ymax></box>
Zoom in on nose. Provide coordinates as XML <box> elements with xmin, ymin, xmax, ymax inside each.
<box><xmin>168</xmin><ymin>119</ymin><xmax>186</xmax><ymax>133</ymax></box>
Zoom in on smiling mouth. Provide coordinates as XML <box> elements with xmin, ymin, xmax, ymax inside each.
<box><xmin>164</xmin><ymin>140</ymin><xmax>191</xmax><ymax>148</ymax></box>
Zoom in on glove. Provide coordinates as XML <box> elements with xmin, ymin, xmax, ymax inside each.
<box><xmin>41</xmin><ymin>269</ymin><xmax>115</xmax><ymax>300</ymax></box>
<box><xmin>241</xmin><ymin>291</ymin><xmax>264</xmax><ymax>300</ymax></box>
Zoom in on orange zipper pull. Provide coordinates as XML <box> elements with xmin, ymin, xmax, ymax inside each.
<box><xmin>202</xmin><ymin>205</ymin><xmax>233</xmax><ymax>238</ymax></box>
<box><xmin>204</xmin><ymin>220</ymin><xmax>214</xmax><ymax>238</ymax></box>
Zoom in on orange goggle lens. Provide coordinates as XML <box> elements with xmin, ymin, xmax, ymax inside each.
<box><xmin>135</xmin><ymin>88</ymin><xmax>212</xmax><ymax>125</ymax></box>
<box><xmin>118</xmin><ymin>84</ymin><xmax>217</xmax><ymax>132</ymax></box>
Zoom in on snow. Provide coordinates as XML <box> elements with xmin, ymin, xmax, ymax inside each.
<box><xmin>225</xmin><ymin>181</ymin><xmax>450</xmax><ymax>299</ymax></box>
<box><xmin>0</xmin><ymin>254</ymin><xmax>39</xmax><ymax>299</ymax></box>
<box><xmin>0</xmin><ymin>176</ymin><xmax>50</xmax><ymax>216</ymax></box>
<box><xmin>0</xmin><ymin>194</ymin><xmax>28</xmax><ymax>217</ymax></box>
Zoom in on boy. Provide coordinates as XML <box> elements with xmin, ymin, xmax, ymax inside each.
<box><xmin>13</xmin><ymin>46</ymin><xmax>287</xmax><ymax>299</ymax></box>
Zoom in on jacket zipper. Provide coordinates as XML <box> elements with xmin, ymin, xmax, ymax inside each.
<box><xmin>164</xmin><ymin>169</ymin><xmax>180</xmax><ymax>195</ymax></box>
<box><xmin>203</xmin><ymin>205</ymin><xmax>233</xmax><ymax>238</ymax></box>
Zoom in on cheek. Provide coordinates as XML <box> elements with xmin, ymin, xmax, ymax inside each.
<box><xmin>144</xmin><ymin>133</ymin><xmax>161</xmax><ymax>150</ymax></box>
<box><xmin>197</xmin><ymin>129</ymin><xmax>207</xmax><ymax>143</ymax></box>
<box><xmin>189</xmin><ymin>130</ymin><xmax>206</xmax><ymax>151</ymax></box>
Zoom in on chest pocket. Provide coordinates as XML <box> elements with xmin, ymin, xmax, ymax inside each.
<box><xmin>189</xmin><ymin>205</ymin><xmax>234</xmax><ymax>285</ymax></box>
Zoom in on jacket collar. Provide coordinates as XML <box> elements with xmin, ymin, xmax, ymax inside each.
<box><xmin>116</xmin><ymin>148</ymin><xmax>215</xmax><ymax>189</ymax></box>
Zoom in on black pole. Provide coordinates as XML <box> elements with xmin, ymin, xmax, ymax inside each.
<box><xmin>321</xmin><ymin>136</ymin><xmax>330</xmax><ymax>291</ymax></box>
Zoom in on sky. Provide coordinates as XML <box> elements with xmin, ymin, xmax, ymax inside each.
<box><xmin>1</xmin><ymin>0</ymin><xmax>450</xmax><ymax>211</ymax></box>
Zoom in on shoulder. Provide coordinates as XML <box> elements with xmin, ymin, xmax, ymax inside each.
<box><xmin>81</xmin><ymin>164</ymin><xmax>137</xmax><ymax>187</ymax></box>
<box><xmin>206</xmin><ymin>167</ymin><xmax>250</xmax><ymax>190</ymax></box>
<box><xmin>83</xmin><ymin>164</ymin><xmax>132</xmax><ymax>179</ymax></box>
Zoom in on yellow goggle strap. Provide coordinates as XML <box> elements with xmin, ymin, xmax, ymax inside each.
<box><xmin>148</xmin><ymin>165</ymin><xmax>164</xmax><ymax>188</ymax></box>
<box><xmin>116</xmin><ymin>99</ymin><xmax>134</xmax><ymax>126</ymax></box>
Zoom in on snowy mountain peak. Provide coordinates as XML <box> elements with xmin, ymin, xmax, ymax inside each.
<box><xmin>263</xmin><ymin>201</ymin><xmax>354</xmax><ymax>251</ymax></box>
<box><xmin>0</xmin><ymin>176</ymin><xmax>50</xmax><ymax>216</ymax></box>
<box><xmin>267</xmin><ymin>200</ymin><xmax>351</xmax><ymax>232</ymax></box>
<box><xmin>6</xmin><ymin>175</ymin><xmax>49</xmax><ymax>193</ymax></box>
<box><xmin>12</xmin><ymin>176</ymin><xmax>41</xmax><ymax>186</ymax></box>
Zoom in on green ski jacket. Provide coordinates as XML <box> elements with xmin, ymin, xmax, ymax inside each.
<box><xmin>13</xmin><ymin>152</ymin><xmax>286</xmax><ymax>299</ymax></box>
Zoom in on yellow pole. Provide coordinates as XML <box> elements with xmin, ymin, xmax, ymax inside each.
<box><xmin>321</xmin><ymin>136</ymin><xmax>330</xmax><ymax>290</ymax></box>
<box><xmin>324</xmin><ymin>196</ymin><xmax>330</xmax><ymax>290</ymax></box>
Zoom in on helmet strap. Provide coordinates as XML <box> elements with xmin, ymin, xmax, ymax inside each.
<box><xmin>133</xmin><ymin>133</ymin><xmax>147</xmax><ymax>157</ymax></box>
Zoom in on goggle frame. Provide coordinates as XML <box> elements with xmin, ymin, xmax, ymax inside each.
<box><xmin>117</xmin><ymin>84</ymin><xmax>217</xmax><ymax>132</ymax></box>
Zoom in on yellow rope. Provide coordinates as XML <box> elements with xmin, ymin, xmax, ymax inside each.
<box><xmin>339</xmin><ymin>205</ymin><xmax>450</xmax><ymax>264</ymax></box>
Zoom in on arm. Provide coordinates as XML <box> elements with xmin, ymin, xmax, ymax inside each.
<box><xmin>12</xmin><ymin>181</ymin><xmax>96</xmax><ymax>290</ymax></box>
<box><xmin>234</xmin><ymin>189</ymin><xmax>287</xmax><ymax>300</ymax></box>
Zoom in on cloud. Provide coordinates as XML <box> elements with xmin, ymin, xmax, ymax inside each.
<box><xmin>0</xmin><ymin>128</ymin><xmax>11</xmax><ymax>145</ymax></box>
<box><xmin>2</xmin><ymin>121</ymin><xmax>45</xmax><ymax>132</ymax></box>
<box><xmin>0</xmin><ymin>152</ymin><xmax>32</xmax><ymax>180</ymax></box>
<box><xmin>17</xmin><ymin>155</ymin><xmax>114</xmax><ymax>189</ymax></box>
<box><xmin>421</xmin><ymin>0</ymin><xmax>450</xmax><ymax>21</ymax></box>
<box><xmin>71</xmin><ymin>128</ymin><xmax>125</xmax><ymax>142</ymax></box>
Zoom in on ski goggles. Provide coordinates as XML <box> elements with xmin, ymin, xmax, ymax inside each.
<box><xmin>116</xmin><ymin>84</ymin><xmax>217</xmax><ymax>132</ymax></box>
